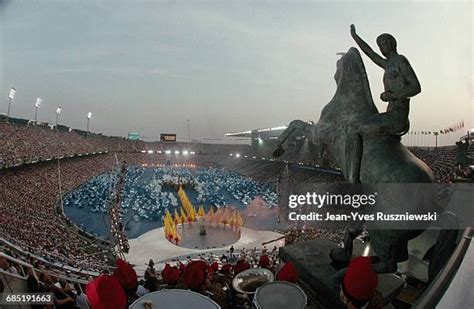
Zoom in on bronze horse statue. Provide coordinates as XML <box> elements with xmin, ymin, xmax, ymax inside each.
<box><xmin>274</xmin><ymin>48</ymin><xmax>457</xmax><ymax>278</ymax></box>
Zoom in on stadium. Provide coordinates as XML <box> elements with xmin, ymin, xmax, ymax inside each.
<box><xmin>1</xmin><ymin>110</ymin><xmax>473</xmax><ymax>308</ymax></box>
<box><xmin>1</xmin><ymin>2</ymin><xmax>473</xmax><ymax>309</ymax></box>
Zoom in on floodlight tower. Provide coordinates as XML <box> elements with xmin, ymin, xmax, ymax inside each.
<box><xmin>56</xmin><ymin>107</ymin><xmax>62</xmax><ymax>127</ymax></box>
<box><xmin>87</xmin><ymin>112</ymin><xmax>92</xmax><ymax>135</ymax></box>
<box><xmin>7</xmin><ymin>87</ymin><xmax>16</xmax><ymax>120</ymax></box>
<box><xmin>34</xmin><ymin>98</ymin><xmax>42</xmax><ymax>123</ymax></box>
<box><xmin>187</xmin><ymin>119</ymin><xmax>191</xmax><ymax>142</ymax></box>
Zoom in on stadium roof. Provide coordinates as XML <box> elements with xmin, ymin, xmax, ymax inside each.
<box><xmin>224</xmin><ymin>125</ymin><xmax>287</xmax><ymax>138</ymax></box>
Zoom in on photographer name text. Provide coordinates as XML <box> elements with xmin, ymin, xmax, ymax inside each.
<box><xmin>288</xmin><ymin>211</ymin><xmax>438</xmax><ymax>222</ymax></box>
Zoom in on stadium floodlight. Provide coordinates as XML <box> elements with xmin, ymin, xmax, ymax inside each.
<box><xmin>190</xmin><ymin>151</ymin><xmax>195</xmax><ymax>155</ymax></box>
<box><xmin>270</xmin><ymin>125</ymin><xmax>288</xmax><ymax>131</ymax></box>
<box><xmin>256</xmin><ymin>125</ymin><xmax>288</xmax><ymax>133</ymax></box>
<box><xmin>141</xmin><ymin>150</ymin><xmax>146</xmax><ymax>153</ymax></box>
<box><xmin>229</xmin><ymin>153</ymin><xmax>233</xmax><ymax>156</ymax></box>
<box><xmin>7</xmin><ymin>87</ymin><xmax>16</xmax><ymax>119</ymax></box>
<box><xmin>86</xmin><ymin>112</ymin><xmax>92</xmax><ymax>135</ymax></box>
<box><xmin>147</xmin><ymin>150</ymin><xmax>154</xmax><ymax>154</ymax></box>
<box><xmin>235</xmin><ymin>153</ymin><xmax>241</xmax><ymax>158</ymax></box>
<box><xmin>55</xmin><ymin>107</ymin><xmax>62</xmax><ymax>127</ymax></box>
<box><xmin>174</xmin><ymin>150</ymin><xmax>180</xmax><ymax>154</ymax></box>
<box><xmin>224</xmin><ymin>130</ymin><xmax>252</xmax><ymax>136</ymax></box>
<box><xmin>8</xmin><ymin>88</ymin><xmax>16</xmax><ymax>99</ymax></box>
<box><xmin>183</xmin><ymin>150</ymin><xmax>189</xmax><ymax>155</ymax></box>
<box><xmin>157</xmin><ymin>150</ymin><xmax>162</xmax><ymax>154</ymax></box>
<box><xmin>35</xmin><ymin>98</ymin><xmax>42</xmax><ymax>108</ymax></box>
<box><xmin>165</xmin><ymin>150</ymin><xmax>171</xmax><ymax>154</ymax></box>
<box><xmin>34</xmin><ymin>98</ymin><xmax>42</xmax><ymax>123</ymax></box>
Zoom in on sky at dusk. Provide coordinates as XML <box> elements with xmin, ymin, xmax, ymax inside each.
<box><xmin>0</xmin><ymin>0</ymin><xmax>472</xmax><ymax>145</ymax></box>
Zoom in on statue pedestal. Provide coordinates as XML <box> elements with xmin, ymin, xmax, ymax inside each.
<box><xmin>280</xmin><ymin>239</ymin><xmax>345</xmax><ymax>308</ymax></box>
<box><xmin>279</xmin><ymin>239</ymin><xmax>405</xmax><ymax>308</ymax></box>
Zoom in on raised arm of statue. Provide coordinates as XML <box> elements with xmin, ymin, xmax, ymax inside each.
<box><xmin>350</xmin><ymin>24</ymin><xmax>386</xmax><ymax>69</ymax></box>
<box><xmin>394</xmin><ymin>56</ymin><xmax>421</xmax><ymax>99</ymax></box>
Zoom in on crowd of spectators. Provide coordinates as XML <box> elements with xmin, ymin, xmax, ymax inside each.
<box><xmin>117</xmin><ymin>246</ymin><xmax>299</xmax><ymax>308</ymax></box>
<box><xmin>409</xmin><ymin>145</ymin><xmax>474</xmax><ymax>183</ymax></box>
<box><xmin>0</xmin><ymin>121</ymin><xmax>136</xmax><ymax>168</ymax></box>
<box><xmin>1</xmin><ymin>245</ymin><xmax>292</xmax><ymax>309</ymax></box>
<box><xmin>282</xmin><ymin>227</ymin><xmax>344</xmax><ymax>246</ymax></box>
<box><xmin>0</xmin><ymin>120</ymin><xmax>250</xmax><ymax>169</ymax></box>
<box><xmin>0</xmin><ymin>154</ymin><xmax>118</xmax><ymax>271</ymax></box>
<box><xmin>0</xmin><ymin>148</ymin><xmax>346</xmax><ymax>274</ymax></box>
<box><xmin>2</xmin><ymin>242</ymin><xmax>383</xmax><ymax>308</ymax></box>
<box><xmin>1</xmin><ymin>254</ymin><xmax>92</xmax><ymax>308</ymax></box>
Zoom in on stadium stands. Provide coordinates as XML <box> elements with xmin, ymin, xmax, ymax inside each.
<box><xmin>0</xmin><ymin>117</ymin><xmax>472</xmax><ymax>308</ymax></box>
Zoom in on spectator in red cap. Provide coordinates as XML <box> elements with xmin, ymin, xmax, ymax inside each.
<box><xmin>113</xmin><ymin>259</ymin><xmax>138</xmax><ymax>290</ymax></box>
<box><xmin>219</xmin><ymin>264</ymin><xmax>233</xmax><ymax>276</ymax></box>
<box><xmin>276</xmin><ymin>262</ymin><xmax>298</xmax><ymax>283</ymax></box>
<box><xmin>259</xmin><ymin>254</ymin><xmax>270</xmax><ymax>268</ymax></box>
<box><xmin>209</xmin><ymin>261</ymin><xmax>219</xmax><ymax>273</ymax></box>
<box><xmin>184</xmin><ymin>261</ymin><xmax>208</xmax><ymax>291</ymax></box>
<box><xmin>340</xmin><ymin>257</ymin><xmax>383</xmax><ymax>309</ymax></box>
<box><xmin>234</xmin><ymin>260</ymin><xmax>250</xmax><ymax>275</ymax></box>
<box><xmin>86</xmin><ymin>275</ymin><xmax>127</xmax><ymax>309</ymax></box>
<box><xmin>161</xmin><ymin>264</ymin><xmax>181</xmax><ymax>286</ymax></box>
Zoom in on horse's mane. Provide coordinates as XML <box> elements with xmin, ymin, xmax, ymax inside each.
<box><xmin>318</xmin><ymin>47</ymin><xmax>378</xmax><ymax>125</ymax></box>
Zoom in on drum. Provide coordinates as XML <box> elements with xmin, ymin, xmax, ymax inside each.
<box><xmin>129</xmin><ymin>289</ymin><xmax>221</xmax><ymax>309</ymax></box>
<box><xmin>232</xmin><ymin>268</ymin><xmax>274</xmax><ymax>295</ymax></box>
<box><xmin>252</xmin><ymin>281</ymin><xmax>307</xmax><ymax>309</ymax></box>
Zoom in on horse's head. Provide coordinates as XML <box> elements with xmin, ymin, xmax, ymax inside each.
<box><xmin>319</xmin><ymin>48</ymin><xmax>378</xmax><ymax>125</ymax></box>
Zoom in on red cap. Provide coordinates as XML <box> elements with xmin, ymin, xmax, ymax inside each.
<box><xmin>210</xmin><ymin>262</ymin><xmax>219</xmax><ymax>273</ymax></box>
<box><xmin>113</xmin><ymin>259</ymin><xmax>137</xmax><ymax>290</ymax></box>
<box><xmin>86</xmin><ymin>275</ymin><xmax>127</xmax><ymax>309</ymax></box>
<box><xmin>219</xmin><ymin>263</ymin><xmax>233</xmax><ymax>276</ymax></box>
<box><xmin>184</xmin><ymin>261</ymin><xmax>207</xmax><ymax>291</ymax></box>
<box><xmin>276</xmin><ymin>262</ymin><xmax>298</xmax><ymax>283</ymax></box>
<box><xmin>161</xmin><ymin>264</ymin><xmax>181</xmax><ymax>285</ymax></box>
<box><xmin>259</xmin><ymin>255</ymin><xmax>270</xmax><ymax>268</ymax></box>
<box><xmin>343</xmin><ymin>257</ymin><xmax>378</xmax><ymax>302</ymax></box>
<box><xmin>234</xmin><ymin>260</ymin><xmax>250</xmax><ymax>275</ymax></box>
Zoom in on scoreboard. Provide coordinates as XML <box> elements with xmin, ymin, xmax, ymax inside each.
<box><xmin>128</xmin><ymin>132</ymin><xmax>140</xmax><ymax>140</ymax></box>
<box><xmin>160</xmin><ymin>133</ymin><xmax>177</xmax><ymax>142</ymax></box>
